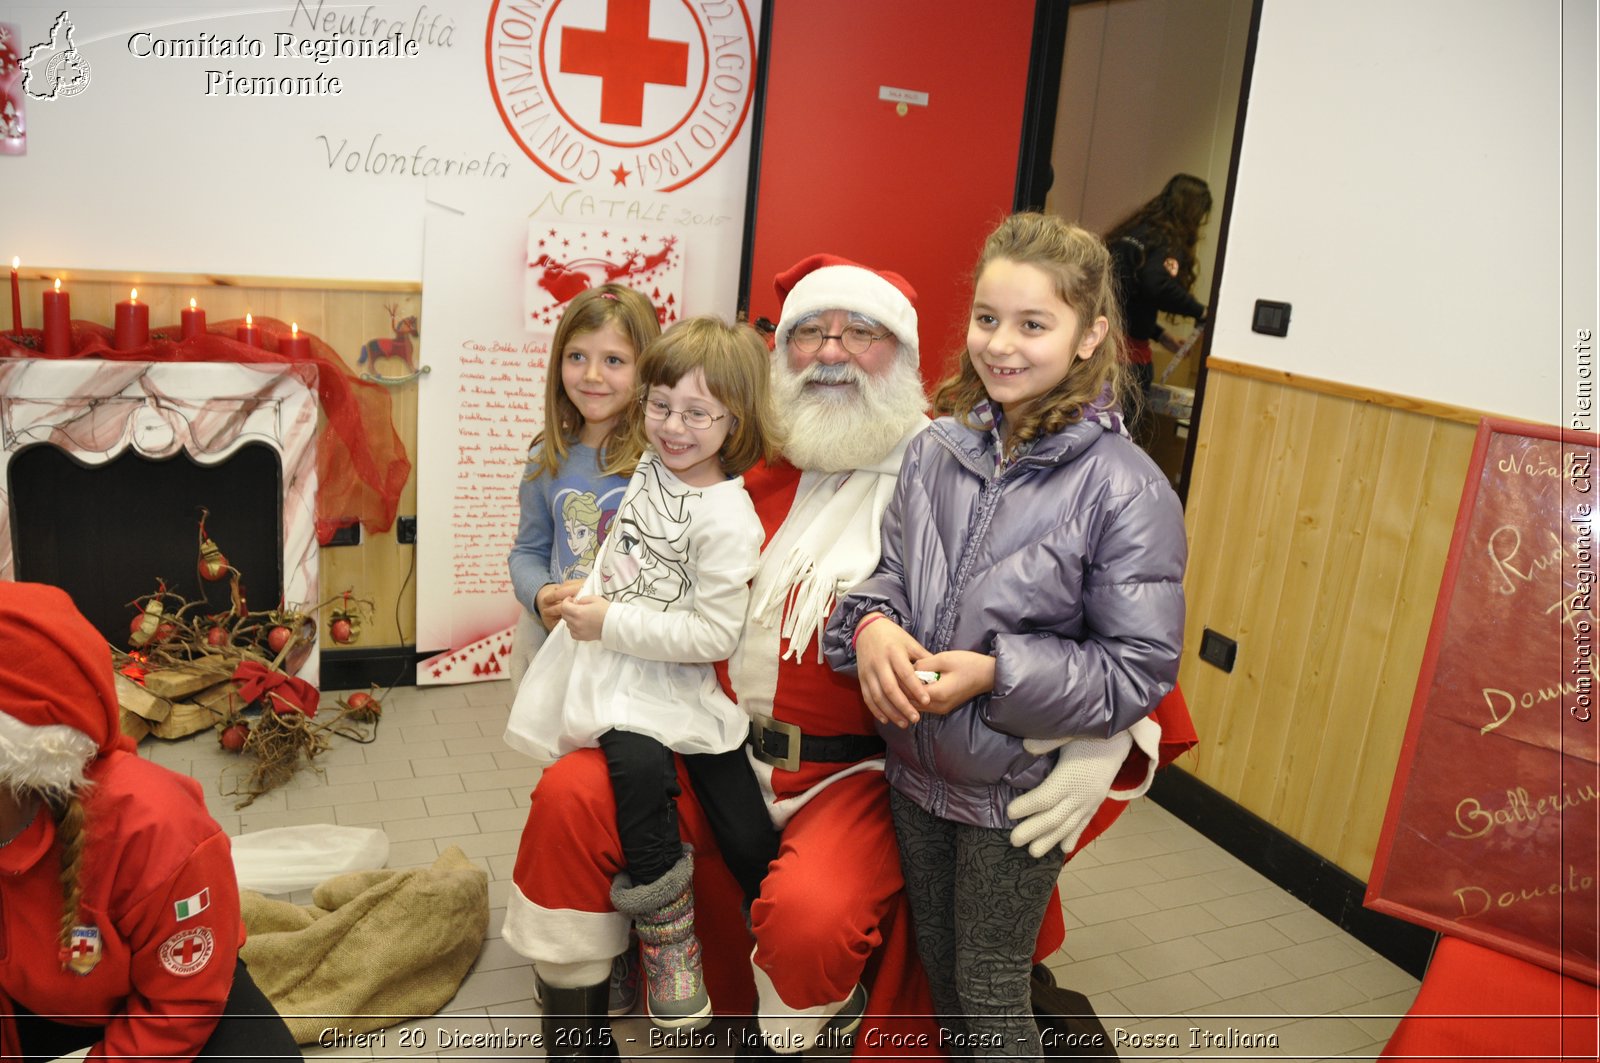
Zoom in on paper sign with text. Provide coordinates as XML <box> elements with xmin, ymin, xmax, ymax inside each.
<box><xmin>1367</xmin><ymin>419</ymin><xmax>1600</xmax><ymax>984</ymax></box>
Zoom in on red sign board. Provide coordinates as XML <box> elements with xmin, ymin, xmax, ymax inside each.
<box><xmin>1368</xmin><ymin>419</ymin><xmax>1600</xmax><ymax>984</ymax></box>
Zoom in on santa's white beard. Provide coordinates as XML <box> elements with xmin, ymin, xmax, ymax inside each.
<box><xmin>773</xmin><ymin>357</ymin><xmax>929</xmax><ymax>472</ymax></box>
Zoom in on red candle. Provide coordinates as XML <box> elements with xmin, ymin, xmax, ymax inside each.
<box><xmin>113</xmin><ymin>288</ymin><xmax>150</xmax><ymax>350</ymax></box>
<box><xmin>42</xmin><ymin>278</ymin><xmax>70</xmax><ymax>356</ymax></box>
<box><xmin>181</xmin><ymin>298</ymin><xmax>207</xmax><ymax>341</ymax></box>
<box><xmin>278</xmin><ymin>321</ymin><xmax>311</xmax><ymax>358</ymax></box>
<box><xmin>236</xmin><ymin>312</ymin><xmax>260</xmax><ymax>347</ymax></box>
<box><xmin>9</xmin><ymin>257</ymin><xmax>20</xmax><ymax>333</ymax></box>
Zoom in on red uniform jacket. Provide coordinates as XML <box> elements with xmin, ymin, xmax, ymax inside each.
<box><xmin>0</xmin><ymin>750</ymin><xmax>243</xmax><ymax>1061</ymax></box>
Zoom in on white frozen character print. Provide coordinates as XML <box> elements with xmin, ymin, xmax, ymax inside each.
<box><xmin>598</xmin><ymin>460</ymin><xmax>692</xmax><ymax>610</ymax></box>
<box><xmin>559</xmin><ymin>490</ymin><xmax>604</xmax><ymax>580</ymax></box>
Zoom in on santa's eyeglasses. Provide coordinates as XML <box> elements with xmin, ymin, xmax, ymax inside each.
<box><xmin>787</xmin><ymin>323</ymin><xmax>892</xmax><ymax>356</ymax></box>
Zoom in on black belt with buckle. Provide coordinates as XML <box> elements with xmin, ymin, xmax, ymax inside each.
<box><xmin>747</xmin><ymin>716</ymin><xmax>885</xmax><ymax>772</ymax></box>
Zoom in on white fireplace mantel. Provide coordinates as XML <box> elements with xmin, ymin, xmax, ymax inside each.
<box><xmin>0</xmin><ymin>359</ymin><xmax>321</xmax><ymax>682</ymax></box>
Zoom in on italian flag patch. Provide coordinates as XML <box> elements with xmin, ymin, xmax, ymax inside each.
<box><xmin>173</xmin><ymin>888</ymin><xmax>210</xmax><ymax>921</ymax></box>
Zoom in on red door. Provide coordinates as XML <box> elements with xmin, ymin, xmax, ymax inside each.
<box><xmin>742</xmin><ymin>0</ymin><xmax>1041</xmax><ymax>386</ymax></box>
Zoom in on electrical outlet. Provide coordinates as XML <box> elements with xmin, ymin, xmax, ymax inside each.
<box><xmin>1252</xmin><ymin>299</ymin><xmax>1292</xmax><ymax>337</ymax></box>
<box><xmin>324</xmin><ymin>523</ymin><xmax>361</xmax><ymax>547</ymax></box>
<box><xmin>1199</xmin><ymin>628</ymin><xmax>1237</xmax><ymax>673</ymax></box>
<box><xmin>397</xmin><ymin>516</ymin><xmax>417</xmax><ymax>544</ymax></box>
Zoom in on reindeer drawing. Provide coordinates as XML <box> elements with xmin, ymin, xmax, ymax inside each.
<box><xmin>358</xmin><ymin>304</ymin><xmax>419</xmax><ymax>372</ymax></box>
<box><xmin>635</xmin><ymin>237</ymin><xmax>678</xmax><ymax>275</ymax></box>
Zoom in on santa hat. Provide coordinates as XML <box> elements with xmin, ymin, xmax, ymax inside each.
<box><xmin>0</xmin><ymin>582</ymin><xmax>128</xmax><ymax>797</ymax></box>
<box><xmin>774</xmin><ymin>254</ymin><xmax>919</xmax><ymax>363</ymax></box>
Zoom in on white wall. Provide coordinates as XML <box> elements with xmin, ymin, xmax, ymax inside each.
<box><xmin>1216</xmin><ymin>0</ymin><xmax>1580</xmax><ymax>424</ymax></box>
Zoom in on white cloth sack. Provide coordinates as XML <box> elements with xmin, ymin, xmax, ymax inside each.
<box><xmin>231</xmin><ymin>824</ymin><xmax>390</xmax><ymax>894</ymax></box>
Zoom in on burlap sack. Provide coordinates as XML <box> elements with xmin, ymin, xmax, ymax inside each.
<box><xmin>240</xmin><ymin>845</ymin><xmax>489</xmax><ymax>1043</ymax></box>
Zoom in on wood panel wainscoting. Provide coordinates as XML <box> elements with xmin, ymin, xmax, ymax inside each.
<box><xmin>7</xmin><ymin>270</ymin><xmax>424</xmax><ymax>661</ymax></box>
<box><xmin>1172</xmin><ymin>357</ymin><xmax>1483</xmax><ymax>905</ymax></box>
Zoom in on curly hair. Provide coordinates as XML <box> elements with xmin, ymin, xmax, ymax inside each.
<box><xmin>604</xmin><ymin>316</ymin><xmax>783</xmax><ymax>479</ymax></box>
<box><xmin>530</xmin><ymin>284</ymin><xmax>661</xmax><ymax>479</ymax></box>
<box><xmin>1105</xmin><ymin>173</ymin><xmax>1213</xmax><ymax>289</ymax></box>
<box><xmin>932</xmin><ymin>212</ymin><xmax>1129</xmax><ymax>454</ymax></box>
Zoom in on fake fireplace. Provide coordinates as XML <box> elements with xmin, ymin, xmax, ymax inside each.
<box><xmin>0</xmin><ymin>359</ymin><xmax>321</xmax><ymax>683</ymax></box>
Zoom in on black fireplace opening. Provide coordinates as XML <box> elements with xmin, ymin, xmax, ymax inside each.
<box><xmin>9</xmin><ymin>443</ymin><xmax>284</xmax><ymax>647</ymax></box>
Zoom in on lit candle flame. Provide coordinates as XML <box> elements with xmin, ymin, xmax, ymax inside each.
<box><xmin>245</xmin><ymin>312</ymin><xmax>254</xmax><ymax>326</ymax></box>
<box><xmin>189</xmin><ymin>298</ymin><xmax>197</xmax><ymax>310</ymax></box>
<box><xmin>291</xmin><ymin>322</ymin><xmax>299</xmax><ymax>336</ymax></box>
<box><xmin>54</xmin><ymin>279</ymin><xmax>61</xmax><ymax>293</ymax></box>
<box><xmin>10</xmin><ymin>257</ymin><xmax>17</xmax><ymax>271</ymax></box>
<box><xmin>130</xmin><ymin>288</ymin><xmax>138</xmax><ymax>302</ymax></box>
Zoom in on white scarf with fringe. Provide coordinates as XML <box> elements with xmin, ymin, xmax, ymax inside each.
<box><xmin>729</xmin><ymin>422</ymin><xmax>925</xmax><ymax>719</ymax></box>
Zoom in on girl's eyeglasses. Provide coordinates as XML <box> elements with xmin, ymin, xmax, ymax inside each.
<box><xmin>641</xmin><ymin>397</ymin><xmax>727</xmax><ymax>431</ymax></box>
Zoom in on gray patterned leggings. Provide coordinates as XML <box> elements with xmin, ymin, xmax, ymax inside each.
<box><xmin>890</xmin><ymin>790</ymin><xmax>1064</xmax><ymax>1061</ymax></box>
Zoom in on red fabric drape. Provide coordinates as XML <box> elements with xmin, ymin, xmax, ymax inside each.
<box><xmin>1</xmin><ymin>319</ymin><xmax>411</xmax><ymax>545</ymax></box>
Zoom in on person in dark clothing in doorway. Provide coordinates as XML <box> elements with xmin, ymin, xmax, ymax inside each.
<box><xmin>1106</xmin><ymin>173</ymin><xmax>1211</xmax><ymax>445</ymax></box>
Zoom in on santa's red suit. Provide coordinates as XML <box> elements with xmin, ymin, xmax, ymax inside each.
<box><xmin>504</xmin><ymin>456</ymin><xmax>1198</xmax><ymax>1056</ymax></box>
<box><xmin>0</xmin><ymin>753</ymin><xmax>244</xmax><ymax>1060</ymax></box>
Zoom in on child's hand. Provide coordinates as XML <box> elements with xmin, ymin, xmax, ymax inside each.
<box><xmin>854</xmin><ymin>615</ymin><xmax>933</xmax><ymax>729</ymax></box>
<box><xmin>560</xmin><ymin>595</ymin><xmax>609</xmax><ymax>641</ymax></box>
<box><xmin>536</xmin><ymin>579</ymin><xmax>584</xmax><ymax>631</ymax></box>
<box><xmin>913</xmin><ymin>651</ymin><xmax>996</xmax><ymax>716</ymax></box>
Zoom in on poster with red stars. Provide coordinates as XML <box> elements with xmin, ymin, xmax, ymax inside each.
<box><xmin>527</xmin><ymin>221</ymin><xmax>684</xmax><ymax>330</ymax></box>
<box><xmin>414</xmin><ymin>0</ymin><xmax>760</xmax><ymax>685</ymax></box>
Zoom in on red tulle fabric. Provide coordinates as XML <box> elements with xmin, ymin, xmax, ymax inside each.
<box><xmin>1</xmin><ymin>319</ymin><xmax>410</xmax><ymax>545</ymax></box>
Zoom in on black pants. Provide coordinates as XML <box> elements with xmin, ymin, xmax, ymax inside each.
<box><xmin>13</xmin><ymin>958</ymin><xmax>301</xmax><ymax>1061</ymax></box>
<box><xmin>599</xmin><ymin>728</ymin><xmax>778</xmax><ymax>905</ymax></box>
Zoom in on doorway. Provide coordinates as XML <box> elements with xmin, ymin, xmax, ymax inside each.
<box><xmin>1050</xmin><ymin>0</ymin><xmax>1254</xmax><ymax>494</ymax></box>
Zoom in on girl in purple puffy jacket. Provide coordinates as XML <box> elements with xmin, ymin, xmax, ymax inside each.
<box><xmin>824</xmin><ymin>213</ymin><xmax>1187</xmax><ymax>1059</ymax></box>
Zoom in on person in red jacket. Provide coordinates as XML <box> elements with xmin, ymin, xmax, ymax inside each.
<box><xmin>0</xmin><ymin>582</ymin><xmax>300</xmax><ymax>1062</ymax></box>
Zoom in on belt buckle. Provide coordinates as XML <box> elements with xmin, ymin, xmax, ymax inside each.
<box><xmin>751</xmin><ymin>716</ymin><xmax>802</xmax><ymax>773</ymax></box>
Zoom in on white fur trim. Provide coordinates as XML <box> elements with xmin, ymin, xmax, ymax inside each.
<box><xmin>0</xmin><ymin>712</ymin><xmax>97</xmax><ymax>797</ymax></box>
<box><xmin>776</xmin><ymin>264</ymin><xmax>918</xmax><ymax>362</ymax></box>
<box><xmin>751</xmin><ymin>946</ymin><xmax>854</xmax><ymax>1046</ymax></box>
<box><xmin>748</xmin><ymin>751</ymin><xmax>884</xmax><ymax>831</ymax></box>
<box><xmin>501</xmin><ymin>882</ymin><xmax>630</xmax><ymax>967</ymax></box>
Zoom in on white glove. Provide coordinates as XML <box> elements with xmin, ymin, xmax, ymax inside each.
<box><xmin>1006</xmin><ymin>730</ymin><xmax>1134</xmax><ymax>858</ymax></box>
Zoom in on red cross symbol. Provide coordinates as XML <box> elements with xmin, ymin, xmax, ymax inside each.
<box><xmin>560</xmin><ymin>0</ymin><xmax>689</xmax><ymax>127</ymax></box>
<box><xmin>69</xmin><ymin>938</ymin><xmax>95</xmax><ymax>958</ymax></box>
<box><xmin>176</xmin><ymin>933</ymin><xmax>204</xmax><ymax>965</ymax></box>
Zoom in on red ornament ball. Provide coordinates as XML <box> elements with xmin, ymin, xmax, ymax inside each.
<box><xmin>330</xmin><ymin>618</ymin><xmax>353</xmax><ymax>644</ymax></box>
<box><xmin>220</xmin><ymin>722</ymin><xmax>250</xmax><ymax>752</ymax></box>
<box><xmin>154</xmin><ymin>622</ymin><xmax>176</xmax><ymax>643</ymax></box>
<box><xmin>266</xmin><ymin>625</ymin><xmax>293</xmax><ymax>653</ymax></box>
<box><xmin>344</xmin><ymin>691</ymin><xmax>381</xmax><ymax>721</ymax></box>
<box><xmin>206</xmin><ymin>625</ymin><xmax>229</xmax><ymax>647</ymax></box>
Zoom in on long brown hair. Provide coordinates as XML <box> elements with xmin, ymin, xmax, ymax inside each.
<box><xmin>1105</xmin><ymin>173</ymin><xmax>1212</xmax><ymax>289</ymax></box>
<box><xmin>933</xmin><ymin>212</ymin><xmax>1128</xmax><ymax>453</ymax></box>
<box><xmin>530</xmin><ymin>284</ymin><xmax>660</xmax><ymax>479</ymax></box>
<box><xmin>53</xmin><ymin>793</ymin><xmax>87</xmax><ymax>967</ymax></box>
<box><xmin>604</xmin><ymin>316</ymin><xmax>782</xmax><ymax>479</ymax></box>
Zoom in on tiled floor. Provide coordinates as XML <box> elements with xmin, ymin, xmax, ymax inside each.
<box><xmin>146</xmin><ymin>679</ymin><xmax>1421</xmax><ymax>1061</ymax></box>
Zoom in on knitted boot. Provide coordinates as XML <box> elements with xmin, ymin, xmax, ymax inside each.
<box><xmin>609</xmin><ymin>850</ymin><xmax>712</xmax><ymax>1030</ymax></box>
<box><xmin>536</xmin><ymin>976</ymin><xmax>620</xmax><ymax>1059</ymax></box>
